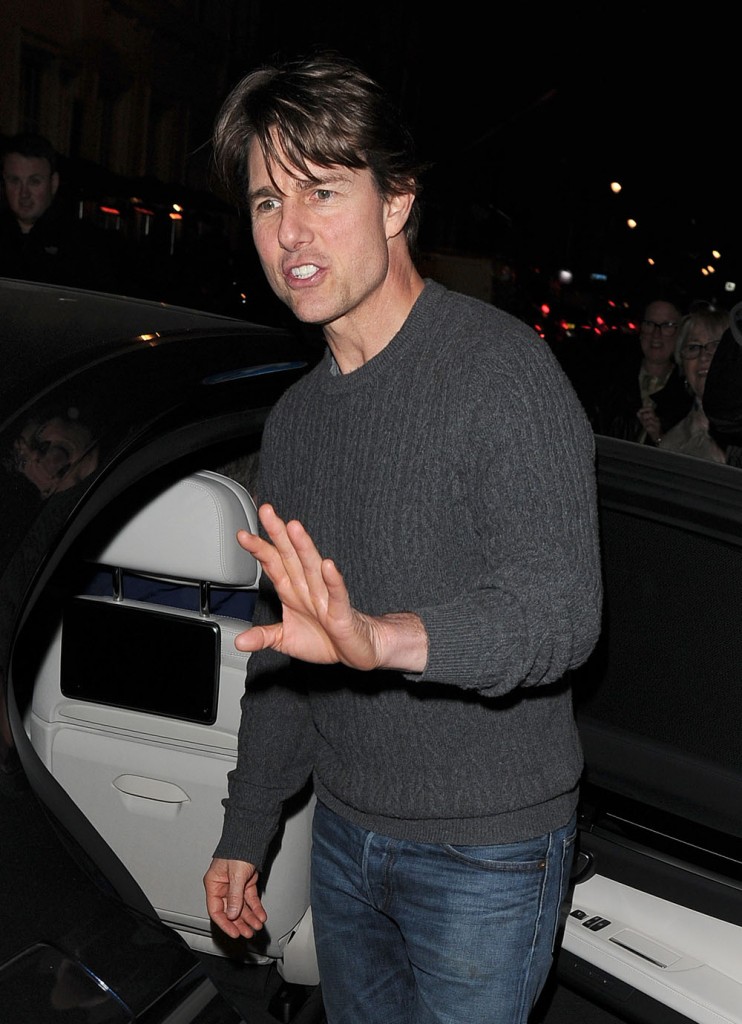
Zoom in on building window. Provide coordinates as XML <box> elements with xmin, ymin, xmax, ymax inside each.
<box><xmin>20</xmin><ymin>44</ymin><xmax>50</xmax><ymax>134</ymax></box>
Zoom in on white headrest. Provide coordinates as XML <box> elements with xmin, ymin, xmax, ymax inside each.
<box><xmin>87</xmin><ymin>470</ymin><xmax>260</xmax><ymax>586</ymax></box>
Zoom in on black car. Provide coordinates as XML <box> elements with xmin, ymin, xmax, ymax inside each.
<box><xmin>0</xmin><ymin>276</ymin><xmax>322</xmax><ymax>1022</ymax></box>
<box><xmin>2</xmin><ymin>277</ymin><xmax>741</xmax><ymax>1024</ymax></box>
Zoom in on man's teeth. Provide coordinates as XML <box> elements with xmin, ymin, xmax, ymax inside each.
<box><xmin>291</xmin><ymin>264</ymin><xmax>317</xmax><ymax>279</ymax></box>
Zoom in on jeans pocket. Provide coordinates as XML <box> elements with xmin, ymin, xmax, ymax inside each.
<box><xmin>441</xmin><ymin>831</ymin><xmax>551</xmax><ymax>873</ymax></box>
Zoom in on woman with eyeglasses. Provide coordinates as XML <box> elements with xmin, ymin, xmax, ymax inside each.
<box><xmin>642</xmin><ymin>305</ymin><xmax>730</xmax><ymax>462</ymax></box>
<box><xmin>593</xmin><ymin>296</ymin><xmax>693</xmax><ymax>443</ymax></box>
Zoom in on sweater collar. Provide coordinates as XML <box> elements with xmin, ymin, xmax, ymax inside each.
<box><xmin>322</xmin><ymin>279</ymin><xmax>445</xmax><ymax>385</ymax></box>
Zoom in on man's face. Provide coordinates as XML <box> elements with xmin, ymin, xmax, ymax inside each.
<box><xmin>246</xmin><ymin>138</ymin><xmax>404</xmax><ymax>331</ymax></box>
<box><xmin>2</xmin><ymin>153</ymin><xmax>59</xmax><ymax>232</ymax></box>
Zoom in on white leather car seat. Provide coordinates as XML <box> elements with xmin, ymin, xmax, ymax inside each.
<box><xmin>27</xmin><ymin>469</ymin><xmax>318</xmax><ymax>985</ymax></box>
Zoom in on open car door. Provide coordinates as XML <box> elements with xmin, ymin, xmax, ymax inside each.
<box><xmin>560</xmin><ymin>436</ymin><xmax>742</xmax><ymax>1024</ymax></box>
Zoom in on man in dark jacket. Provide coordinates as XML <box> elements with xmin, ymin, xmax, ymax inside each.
<box><xmin>0</xmin><ymin>132</ymin><xmax>116</xmax><ymax>291</ymax></box>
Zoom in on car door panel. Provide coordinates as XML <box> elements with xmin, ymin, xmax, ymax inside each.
<box><xmin>26</xmin><ymin>471</ymin><xmax>319</xmax><ymax>985</ymax></box>
<box><xmin>562</xmin><ymin>439</ymin><xmax>742</xmax><ymax>1023</ymax></box>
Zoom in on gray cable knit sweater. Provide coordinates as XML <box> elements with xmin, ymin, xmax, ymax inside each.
<box><xmin>215</xmin><ymin>279</ymin><xmax>603</xmax><ymax>869</ymax></box>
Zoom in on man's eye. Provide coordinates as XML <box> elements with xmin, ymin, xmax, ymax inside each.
<box><xmin>255</xmin><ymin>198</ymin><xmax>280</xmax><ymax>213</ymax></box>
<box><xmin>315</xmin><ymin>189</ymin><xmax>334</xmax><ymax>201</ymax></box>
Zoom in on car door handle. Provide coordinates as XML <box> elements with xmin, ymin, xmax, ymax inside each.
<box><xmin>113</xmin><ymin>774</ymin><xmax>190</xmax><ymax>803</ymax></box>
<box><xmin>571</xmin><ymin>848</ymin><xmax>596</xmax><ymax>886</ymax></box>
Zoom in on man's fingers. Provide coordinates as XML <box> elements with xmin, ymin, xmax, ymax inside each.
<box><xmin>238</xmin><ymin>505</ymin><xmax>313</xmax><ymax>601</ymax></box>
<box><xmin>237</xmin><ymin>526</ymin><xmax>288</xmax><ymax>581</ymax></box>
<box><xmin>224</xmin><ymin>865</ymin><xmax>266</xmax><ymax>931</ymax></box>
<box><xmin>263</xmin><ymin>505</ymin><xmax>323</xmax><ymax>571</ymax></box>
<box><xmin>234</xmin><ymin>623</ymin><xmax>283</xmax><ymax>652</ymax></box>
<box><xmin>204</xmin><ymin>858</ymin><xmax>265</xmax><ymax>938</ymax></box>
<box><xmin>243</xmin><ymin>886</ymin><xmax>268</xmax><ymax>924</ymax></box>
<box><xmin>253</xmin><ymin>505</ymin><xmax>329</xmax><ymax>610</ymax></box>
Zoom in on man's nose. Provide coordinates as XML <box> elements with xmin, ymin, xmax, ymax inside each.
<box><xmin>277</xmin><ymin>201</ymin><xmax>312</xmax><ymax>250</ymax></box>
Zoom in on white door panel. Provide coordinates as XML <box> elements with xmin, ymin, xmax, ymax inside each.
<box><xmin>44</xmin><ymin>720</ymin><xmax>314</xmax><ymax>960</ymax></box>
<box><xmin>566</xmin><ymin>874</ymin><xmax>742</xmax><ymax>1024</ymax></box>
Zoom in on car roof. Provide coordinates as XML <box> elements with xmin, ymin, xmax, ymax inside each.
<box><xmin>0</xmin><ymin>276</ymin><xmax>295</xmax><ymax>414</ymax></box>
<box><xmin>0</xmin><ymin>276</ymin><xmax>252</xmax><ymax>339</ymax></box>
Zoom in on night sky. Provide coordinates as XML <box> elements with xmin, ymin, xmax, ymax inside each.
<box><xmin>231</xmin><ymin>6</ymin><xmax>738</xmax><ymax>305</ymax></box>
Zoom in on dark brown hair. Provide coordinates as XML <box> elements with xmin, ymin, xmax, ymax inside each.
<box><xmin>212</xmin><ymin>52</ymin><xmax>425</xmax><ymax>248</ymax></box>
<box><xmin>1</xmin><ymin>132</ymin><xmax>58</xmax><ymax>175</ymax></box>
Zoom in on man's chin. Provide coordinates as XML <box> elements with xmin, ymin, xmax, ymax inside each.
<box><xmin>282</xmin><ymin>295</ymin><xmax>334</xmax><ymax>327</ymax></box>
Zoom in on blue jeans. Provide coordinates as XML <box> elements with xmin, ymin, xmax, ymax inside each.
<box><xmin>310</xmin><ymin>801</ymin><xmax>576</xmax><ymax>1024</ymax></box>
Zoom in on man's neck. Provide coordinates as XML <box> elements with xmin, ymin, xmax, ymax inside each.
<box><xmin>324</xmin><ymin>263</ymin><xmax>425</xmax><ymax>374</ymax></box>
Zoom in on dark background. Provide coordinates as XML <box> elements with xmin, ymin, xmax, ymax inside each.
<box><xmin>230</xmin><ymin>5</ymin><xmax>739</xmax><ymax>311</ymax></box>
<box><xmin>2</xmin><ymin>2</ymin><xmax>739</xmax><ymax>318</ymax></box>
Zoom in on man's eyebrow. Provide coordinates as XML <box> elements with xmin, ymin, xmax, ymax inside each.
<box><xmin>247</xmin><ymin>185</ymin><xmax>280</xmax><ymax>204</ymax></box>
<box><xmin>303</xmin><ymin>170</ymin><xmax>352</xmax><ymax>184</ymax></box>
<box><xmin>248</xmin><ymin>171</ymin><xmax>353</xmax><ymax>204</ymax></box>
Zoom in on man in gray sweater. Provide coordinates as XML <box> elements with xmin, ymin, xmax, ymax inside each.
<box><xmin>204</xmin><ymin>53</ymin><xmax>603</xmax><ymax>1024</ymax></box>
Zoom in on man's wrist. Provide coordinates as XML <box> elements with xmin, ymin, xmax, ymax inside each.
<box><xmin>375</xmin><ymin>611</ymin><xmax>429</xmax><ymax>673</ymax></box>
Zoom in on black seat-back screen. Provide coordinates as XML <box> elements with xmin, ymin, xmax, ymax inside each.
<box><xmin>61</xmin><ymin>597</ymin><xmax>220</xmax><ymax>724</ymax></box>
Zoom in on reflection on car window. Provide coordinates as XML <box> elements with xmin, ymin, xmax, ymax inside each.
<box><xmin>3</xmin><ymin>405</ymin><xmax>99</xmax><ymax>499</ymax></box>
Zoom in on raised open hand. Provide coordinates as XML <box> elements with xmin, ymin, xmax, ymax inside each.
<box><xmin>234</xmin><ymin>503</ymin><xmax>383</xmax><ymax>669</ymax></box>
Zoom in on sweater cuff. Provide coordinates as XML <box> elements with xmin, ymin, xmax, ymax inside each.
<box><xmin>212</xmin><ymin>814</ymin><xmax>276</xmax><ymax>873</ymax></box>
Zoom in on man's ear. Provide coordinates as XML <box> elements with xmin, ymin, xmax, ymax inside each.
<box><xmin>385</xmin><ymin>190</ymin><xmax>415</xmax><ymax>240</ymax></box>
<box><xmin>50</xmin><ymin>171</ymin><xmax>60</xmax><ymax>198</ymax></box>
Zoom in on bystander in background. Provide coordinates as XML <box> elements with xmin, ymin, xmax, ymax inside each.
<box><xmin>592</xmin><ymin>295</ymin><xmax>692</xmax><ymax>443</ymax></box>
<box><xmin>0</xmin><ymin>132</ymin><xmax>120</xmax><ymax>292</ymax></box>
<box><xmin>641</xmin><ymin>304</ymin><xmax>729</xmax><ymax>462</ymax></box>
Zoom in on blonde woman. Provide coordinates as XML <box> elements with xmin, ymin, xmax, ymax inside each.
<box><xmin>640</xmin><ymin>304</ymin><xmax>729</xmax><ymax>462</ymax></box>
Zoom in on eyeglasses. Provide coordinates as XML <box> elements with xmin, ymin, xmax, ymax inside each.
<box><xmin>640</xmin><ymin>319</ymin><xmax>678</xmax><ymax>336</ymax></box>
<box><xmin>681</xmin><ymin>340</ymin><xmax>720</xmax><ymax>359</ymax></box>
